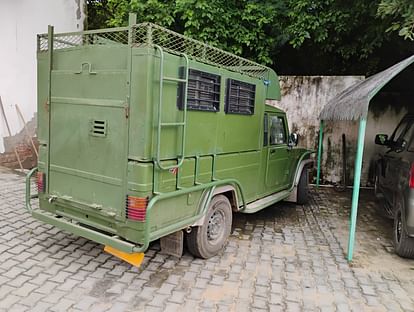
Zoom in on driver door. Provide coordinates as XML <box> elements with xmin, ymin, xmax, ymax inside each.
<box><xmin>265</xmin><ymin>114</ymin><xmax>291</xmax><ymax>193</ymax></box>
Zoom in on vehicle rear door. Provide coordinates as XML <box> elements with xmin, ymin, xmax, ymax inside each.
<box><xmin>47</xmin><ymin>45</ymin><xmax>130</xmax><ymax>218</ymax></box>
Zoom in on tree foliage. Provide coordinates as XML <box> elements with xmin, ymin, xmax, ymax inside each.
<box><xmin>377</xmin><ymin>0</ymin><xmax>414</xmax><ymax>40</ymax></box>
<box><xmin>86</xmin><ymin>0</ymin><xmax>414</xmax><ymax>75</ymax></box>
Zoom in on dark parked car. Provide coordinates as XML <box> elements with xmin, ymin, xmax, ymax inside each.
<box><xmin>374</xmin><ymin>113</ymin><xmax>414</xmax><ymax>258</ymax></box>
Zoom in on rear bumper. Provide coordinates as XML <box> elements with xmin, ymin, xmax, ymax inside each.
<box><xmin>25</xmin><ymin>167</ymin><xmax>146</xmax><ymax>253</ymax></box>
<box><xmin>32</xmin><ymin>210</ymin><xmax>143</xmax><ymax>253</ymax></box>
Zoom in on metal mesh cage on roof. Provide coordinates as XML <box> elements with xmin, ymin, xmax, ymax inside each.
<box><xmin>37</xmin><ymin>23</ymin><xmax>270</xmax><ymax>79</ymax></box>
<box><xmin>132</xmin><ymin>23</ymin><xmax>269</xmax><ymax>79</ymax></box>
<box><xmin>37</xmin><ymin>27</ymin><xmax>129</xmax><ymax>52</ymax></box>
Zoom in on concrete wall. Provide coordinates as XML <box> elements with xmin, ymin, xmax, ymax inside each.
<box><xmin>0</xmin><ymin>0</ymin><xmax>85</xmax><ymax>152</ymax></box>
<box><xmin>275</xmin><ymin>76</ymin><xmax>407</xmax><ymax>186</ymax></box>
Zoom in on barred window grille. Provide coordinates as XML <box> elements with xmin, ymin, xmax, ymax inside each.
<box><xmin>225</xmin><ymin>79</ymin><xmax>256</xmax><ymax>115</ymax></box>
<box><xmin>178</xmin><ymin>69</ymin><xmax>221</xmax><ymax>112</ymax></box>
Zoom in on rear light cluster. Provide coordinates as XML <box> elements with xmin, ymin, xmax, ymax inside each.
<box><xmin>37</xmin><ymin>172</ymin><xmax>46</xmax><ymax>193</ymax></box>
<box><xmin>126</xmin><ymin>196</ymin><xmax>148</xmax><ymax>221</ymax></box>
<box><xmin>410</xmin><ymin>164</ymin><xmax>414</xmax><ymax>189</ymax></box>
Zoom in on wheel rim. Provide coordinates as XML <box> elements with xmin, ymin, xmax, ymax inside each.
<box><xmin>396</xmin><ymin>210</ymin><xmax>402</xmax><ymax>243</ymax></box>
<box><xmin>207</xmin><ymin>209</ymin><xmax>225</xmax><ymax>243</ymax></box>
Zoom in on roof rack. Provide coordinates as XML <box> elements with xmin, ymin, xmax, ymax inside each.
<box><xmin>133</xmin><ymin>23</ymin><xmax>269</xmax><ymax>79</ymax></box>
<box><xmin>37</xmin><ymin>23</ymin><xmax>270</xmax><ymax>79</ymax></box>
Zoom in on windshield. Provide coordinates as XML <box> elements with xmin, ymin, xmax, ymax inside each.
<box><xmin>389</xmin><ymin>116</ymin><xmax>414</xmax><ymax>151</ymax></box>
<box><xmin>390</xmin><ymin>117</ymin><xmax>412</xmax><ymax>143</ymax></box>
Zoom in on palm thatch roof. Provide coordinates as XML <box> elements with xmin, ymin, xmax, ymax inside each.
<box><xmin>320</xmin><ymin>55</ymin><xmax>414</xmax><ymax>121</ymax></box>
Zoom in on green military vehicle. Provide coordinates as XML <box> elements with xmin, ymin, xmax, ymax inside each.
<box><xmin>26</xmin><ymin>15</ymin><xmax>312</xmax><ymax>266</ymax></box>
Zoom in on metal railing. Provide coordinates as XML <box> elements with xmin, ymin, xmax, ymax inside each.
<box><xmin>154</xmin><ymin>45</ymin><xmax>189</xmax><ymax>173</ymax></box>
<box><xmin>37</xmin><ymin>23</ymin><xmax>270</xmax><ymax>80</ymax></box>
<box><xmin>37</xmin><ymin>27</ymin><xmax>129</xmax><ymax>52</ymax></box>
<box><xmin>132</xmin><ymin>23</ymin><xmax>269</xmax><ymax>79</ymax></box>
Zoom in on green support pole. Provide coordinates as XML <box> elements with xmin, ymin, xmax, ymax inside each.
<box><xmin>347</xmin><ymin>117</ymin><xmax>367</xmax><ymax>262</ymax></box>
<box><xmin>316</xmin><ymin>120</ymin><xmax>324</xmax><ymax>187</ymax></box>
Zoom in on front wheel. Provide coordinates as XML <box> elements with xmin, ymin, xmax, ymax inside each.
<box><xmin>393</xmin><ymin>198</ymin><xmax>414</xmax><ymax>258</ymax></box>
<box><xmin>186</xmin><ymin>195</ymin><xmax>232</xmax><ymax>259</ymax></box>
<box><xmin>296</xmin><ymin>168</ymin><xmax>309</xmax><ymax>205</ymax></box>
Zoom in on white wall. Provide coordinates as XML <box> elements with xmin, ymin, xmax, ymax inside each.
<box><xmin>0</xmin><ymin>0</ymin><xmax>85</xmax><ymax>152</ymax></box>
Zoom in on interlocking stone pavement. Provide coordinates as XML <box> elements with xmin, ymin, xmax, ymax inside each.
<box><xmin>1</xmin><ymin>166</ymin><xmax>414</xmax><ymax>311</ymax></box>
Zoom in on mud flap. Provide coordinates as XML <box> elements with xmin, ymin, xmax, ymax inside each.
<box><xmin>160</xmin><ymin>230</ymin><xmax>183</xmax><ymax>258</ymax></box>
<box><xmin>285</xmin><ymin>187</ymin><xmax>297</xmax><ymax>203</ymax></box>
<box><xmin>104</xmin><ymin>245</ymin><xmax>145</xmax><ymax>267</ymax></box>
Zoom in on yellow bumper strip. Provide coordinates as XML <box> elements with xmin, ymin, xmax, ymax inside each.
<box><xmin>104</xmin><ymin>245</ymin><xmax>145</xmax><ymax>267</ymax></box>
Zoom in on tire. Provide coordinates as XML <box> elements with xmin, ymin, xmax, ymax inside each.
<box><xmin>296</xmin><ymin>168</ymin><xmax>309</xmax><ymax>205</ymax></box>
<box><xmin>373</xmin><ymin>170</ymin><xmax>393</xmax><ymax>219</ymax></box>
<box><xmin>186</xmin><ymin>195</ymin><xmax>232</xmax><ymax>259</ymax></box>
<box><xmin>373</xmin><ymin>170</ymin><xmax>381</xmax><ymax>198</ymax></box>
<box><xmin>393</xmin><ymin>198</ymin><xmax>414</xmax><ymax>258</ymax></box>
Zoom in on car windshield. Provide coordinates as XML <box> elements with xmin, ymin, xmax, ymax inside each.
<box><xmin>402</xmin><ymin>122</ymin><xmax>414</xmax><ymax>142</ymax></box>
<box><xmin>391</xmin><ymin>118</ymin><xmax>412</xmax><ymax>143</ymax></box>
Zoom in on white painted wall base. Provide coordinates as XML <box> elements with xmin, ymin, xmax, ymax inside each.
<box><xmin>0</xmin><ymin>0</ymin><xmax>85</xmax><ymax>152</ymax></box>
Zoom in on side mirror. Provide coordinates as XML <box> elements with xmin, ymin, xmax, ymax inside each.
<box><xmin>289</xmin><ymin>133</ymin><xmax>298</xmax><ymax>147</ymax></box>
<box><xmin>375</xmin><ymin>134</ymin><xmax>388</xmax><ymax>146</ymax></box>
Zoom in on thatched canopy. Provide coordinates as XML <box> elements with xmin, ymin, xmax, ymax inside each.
<box><xmin>320</xmin><ymin>55</ymin><xmax>414</xmax><ymax>121</ymax></box>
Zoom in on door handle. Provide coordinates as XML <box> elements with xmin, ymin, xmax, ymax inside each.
<box><xmin>74</xmin><ymin>62</ymin><xmax>97</xmax><ymax>75</ymax></box>
<box><xmin>270</xmin><ymin>149</ymin><xmax>276</xmax><ymax>154</ymax></box>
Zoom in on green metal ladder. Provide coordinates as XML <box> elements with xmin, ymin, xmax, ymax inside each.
<box><xmin>153</xmin><ymin>45</ymin><xmax>189</xmax><ymax>193</ymax></box>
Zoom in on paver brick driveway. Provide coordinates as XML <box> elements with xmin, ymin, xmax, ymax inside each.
<box><xmin>0</xmin><ymin>167</ymin><xmax>413</xmax><ymax>311</ymax></box>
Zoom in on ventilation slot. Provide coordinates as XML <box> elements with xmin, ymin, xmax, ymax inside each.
<box><xmin>90</xmin><ymin>120</ymin><xmax>107</xmax><ymax>137</ymax></box>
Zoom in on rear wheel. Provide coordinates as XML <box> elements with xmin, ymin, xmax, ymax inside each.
<box><xmin>186</xmin><ymin>195</ymin><xmax>232</xmax><ymax>259</ymax></box>
<box><xmin>393</xmin><ymin>198</ymin><xmax>414</xmax><ymax>258</ymax></box>
<box><xmin>296</xmin><ymin>168</ymin><xmax>309</xmax><ymax>205</ymax></box>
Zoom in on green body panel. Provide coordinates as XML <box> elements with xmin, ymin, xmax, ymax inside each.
<box><xmin>215</xmin><ymin>151</ymin><xmax>261</xmax><ymax>201</ymax></box>
<box><xmin>48</xmin><ymin>45</ymin><xmax>129</xmax><ymax>218</ymax></box>
<box><xmin>33</xmin><ymin>25</ymin><xmax>310</xmax><ymax>251</ymax></box>
<box><xmin>266</xmin><ymin>70</ymin><xmax>281</xmax><ymax>100</ymax></box>
<box><xmin>127</xmin><ymin>48</ymin><xmax>268</xmax><ymax>161</ymax></box>
<box><xmin>37</xmin><ymin>54</ymin><xmax>49</xmax><ymax>145</ymax></box>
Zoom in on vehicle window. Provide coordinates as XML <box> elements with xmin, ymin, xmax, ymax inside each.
<box><xmin>404</xmin><ymin>121</ymin><xmax>414</xmax><ymax>152</ymax></box>
<box><xmin>401</xmin><ymin>122</ymin><xmax>414</xmax><ymax>142</ymax></box>
<box><xmin>391</xmin><ymin>118</ymin><xmax>410</xmax><ymax>143</ymax></box>
<box><xmin>178</xmin><ymin>69</ymin><xmax>220</xmax><ymax>112</ymax></box>
<box><xmin>225</xmin><ymin>79</ymin><xmax>256</xmax><ymax>115</ymax></box>
<box><xmin>269</xmin><ymin>116</ymin><xmax>286</xmax><ymax>145</ymax></box>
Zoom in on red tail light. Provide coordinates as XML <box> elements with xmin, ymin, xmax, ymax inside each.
<box><xmin>126</xmin><ymin>196</ymin><xmax>148</xmax><ymax>221</ymax></box>
<box><xmin>37</xmin><ymin>172</ymin><xmax>46</xmax><ymax>193</ymax></box>
<box><xmin>410</xmin><ymin>164</ymin><xmax>414</xmax><ymax>188</ymax></box>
